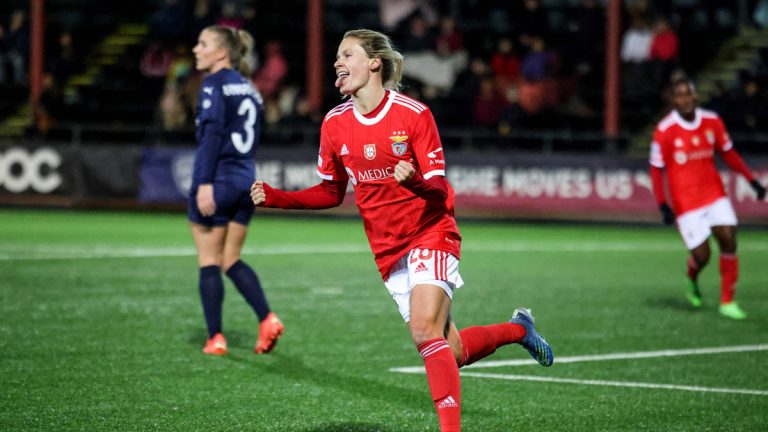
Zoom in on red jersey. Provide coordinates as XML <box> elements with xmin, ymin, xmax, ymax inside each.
<box><xmin>649</xmin><ymin>108</ymin><xmax>732</xmax><ymax>214</ymax></box>
<box><xmin>318</xmin><ymin>90</ymin><xmax>461</xmax><ymax>279</ymax></box>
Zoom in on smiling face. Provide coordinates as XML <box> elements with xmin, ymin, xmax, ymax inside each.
<box><xmin>192</xmin><ymin>29</ymin><xmax>229</xmax><ymax>73</ymax></box>
<box><xmin>333</xmin><ymin>37</ymin><xmax>380</xmax><ymax>96</ymax></box>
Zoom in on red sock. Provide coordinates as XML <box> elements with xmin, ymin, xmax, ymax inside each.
<box><xmin>719</xmin><ymin>254</ymin><xmax>738</xmax><ymax>304</ymax></box>
<box><xmin>418</xmin><ymin>338</ymin><xmax>461</xmax><ymax>432</ymax></box>
<box><xmin>458</xmin><ymin>323</ymin><xmax>526</xmax><ymax>367</ymax></box>
<box><xmin>687</xmin><ymin>256</ymin><xmax>700</xmax><ymax>281</ymax></box>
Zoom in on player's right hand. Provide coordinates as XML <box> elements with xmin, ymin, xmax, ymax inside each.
<box><xmin>659</xmin><ymin>202</ymin><xmax>675</xmax><ymax>225</ymax></box>
<box><xmin>750</xmin><ymin>180</ymin><xmax>766</xmax><ymax>201</ymax></box>
<box><xmin>250</xmin><ymin>180</ymin><xmax>266</xmax><ymax>206</ymax></box>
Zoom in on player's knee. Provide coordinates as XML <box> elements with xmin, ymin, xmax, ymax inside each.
<box><xmin>221</xmin><ymin>256</ymin><xmax>241</xmax><ymax>272</ymax></box>
<box><xmin>409</xmin><ymin>320</ymin><xmax>443</xmax><ymax>346</ymax></box>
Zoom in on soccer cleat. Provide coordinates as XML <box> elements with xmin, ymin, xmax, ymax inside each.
<box><xmin>510</xmin><ymin>307</ymin><xmax>553</xmax><ymax>367</ymax></box>
<box><xmin>255</xmin><ymin>312</ymin><xmax>284</xmax><ymax>354</ymax></box>
<box><xmin>719</xmin><ymin>302</ymin><xmax>747</xmax><ymax>320</ymax></box>
<box><xmin>203</xmin><ymin>333</ymin><xmax>227</xmax><ymax>355</ymax></box>
<box><xmin>686</xmin><ymin>277</ymin><xmax>702</xmax><ymax>308</ymax></box>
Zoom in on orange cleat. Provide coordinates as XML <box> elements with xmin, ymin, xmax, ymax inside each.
<box><xmin>203</xmin><ymin>333</ymin><xmax>228</xmax><ymax>355</ymax></box>
<box><xmin>255</xmin><ymin>312</ymin><xmax>284</xmax><ymax>354</ymax></box>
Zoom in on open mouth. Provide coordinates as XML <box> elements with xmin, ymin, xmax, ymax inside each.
<box><xmin>335</xmin><ymin>71</ymin><xmax>349</xmax><ymax>88</ymax></box>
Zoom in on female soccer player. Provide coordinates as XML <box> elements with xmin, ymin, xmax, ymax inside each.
<box><xmin>250</xmin><ymin>29</ymin><xmax>552</xmax><ymax>431</ymax></box>
<box><xmin>190</xmin><ymin>25</ymin><xmax>283</xmax><ymax>355</ymax></box>
<box><xmin>649</xmin><ymin>78</ymin><xmax>766</xmax><ymax>320</ymax></box>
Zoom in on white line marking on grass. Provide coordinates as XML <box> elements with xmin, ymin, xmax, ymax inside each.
<box><xmin>389</xmin><ymin>343</ymin><xmax>768</xmax><ymax>373</ymax></box>
<box><xmin>458</xmin><ymin>372</ymin><xmax>768</xmax><ymax>396</ymax></box>
<box><xmin>1</xmin><ymin>241</ymin><xmax>767</xmax><ymax>261</ymax></box>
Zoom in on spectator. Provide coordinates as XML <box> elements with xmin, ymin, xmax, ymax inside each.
<box><xmin>517</xmin><ymin>0</ymin><xmax>549</xmax><ymax>49</ymax></box>
<box><xmin>520</xmin><ymin>36</ymin><xmax>551</xmax><ymax>82</ymax></box>
<box><xmin>190</xmin><ymin>0</ymin><xmax>216</xmax><ymax>45</ymax></box>
<box><xmin>33</xmin><ymin>72</ymin><xmax>64</xmax><ymax>135</ymax></box>
<box><xmin>253</xmin><ymin>40</ymin><xmax>288</xmax><ymax>102</ymax></box>
<box><xmin>50</xmin><ymin>31</ymin><xmax>75</xmax><ymax>86</ymax></box>
<box><xmin>649</xmin><ymin>17</ymin><xmax>679</xmax><ymax>92</ymax></box>
<box><xmin>621</xmin><ymin>16</ymin><xmax>654</xmax><ymax>104</ymax></box>
<box><xmin>490</xmin><ymin>37</ymin><xmax>520</xmax><ymax>91</ymax></box>
<box><xmin>150</xmin><ymin>0</ymin><xmax>189</xmax><ymax>43</ymax></box>
<box><xmin>157</xmin><ymin>85</ymin><xmax>190</xmax><ymax>131</ymax></box>
<box><xmin>730</xmin><ymin>78</ymin><xmax>768</xmax><ymax>132</ymax></box>
<box><xmin>0</xmin><ymin>10</ymin><xmax>29</xmax><ymax>86</ymax></box>
<box><xmin>620</xmin><ymin>16</ymin><xmax>653</xmax><ymax>64</ymax></box>
<box><xmin>216</xmin><ymin>1</ymin><xmax>244</xmax><ymax>30</ymax></box>
<box><xmin>140</xmin><ymin>41</ymin><xmax>175</xmax><ymax>78</ymax></box>
<box><xmin>434</xmin><ymin>16</ymin><xmax>463</xmax><ymax>55</ymax></box>
<box><xmin>473</xmin><ymin>76</ymin><xmax>508</xmax><ymax>129</ymax></box>
<box><xmin>400</xmin><ymin>14</ymin><xmax>434</xmax><ymax>53</ymax></box>
<box><xmin>449</xmin><ymin>57</ymin><xmax>489</xmax><ymax>126</ymax></box>
<box><xmin>379</xmin><ymin>0</ymin><xmax>439</xmax><ymax>32</ymax></box>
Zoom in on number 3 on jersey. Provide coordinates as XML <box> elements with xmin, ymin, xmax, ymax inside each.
<box><xmin>232</xmin><ymin>98</ymin><xmax>257</xmax><ymax>153</ymax></box>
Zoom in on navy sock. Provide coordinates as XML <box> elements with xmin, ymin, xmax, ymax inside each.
<box><xmin>199</xmin><ymin>265</ymin><xmax>224</xmax><ymax>338</ymax></box>
<box><xmin>226</xmin><ymin>260</ymin><xmax>271</xmax><ymax>321</ymax></box>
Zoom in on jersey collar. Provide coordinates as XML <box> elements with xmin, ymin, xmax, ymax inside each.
<box><xmin>352</xmin><ymin>90</ymin><xmax>395</xmax><ymax>125</ymax></box>
<box><xmin>672</xmin><ymin>108</ymin><xmax>702</xmax><ymax>131</ymax></box>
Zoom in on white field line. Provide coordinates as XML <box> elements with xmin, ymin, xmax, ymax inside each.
<box><xmin>389</xmin><ymin>343</ymin><xmax>768</xmax><ymax>374</ymax></box>
<box><xmin>390</xmin><ymin>343</ymin><xmax>768</xmax><ymax>396</ymax></box>
<box><xmin>1</xmin><ymin>241</ymin><xmax>768</xmax><ymax>261</ymax></box>
<box><xmin>458</xmin><ymin>372</ymin><xmax>768</xmax><ymax>396</ymax></box>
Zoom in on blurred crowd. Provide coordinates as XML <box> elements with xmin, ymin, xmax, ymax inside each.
<box><xmin>2</xmin><ymin>0</ymin><xmax>768</xmax><ymax>138</ymax></box>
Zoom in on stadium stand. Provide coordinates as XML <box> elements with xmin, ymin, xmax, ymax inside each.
<box><xmin>1</xmin><ymin>0</ymin><xmax>767</xmax><ymax>154</ymax></box>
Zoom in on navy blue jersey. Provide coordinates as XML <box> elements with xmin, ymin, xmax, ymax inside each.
<box><xmin>192</xmin><ymin>68</ymin><xmax>263</xmax><ymax>192</ymax></box>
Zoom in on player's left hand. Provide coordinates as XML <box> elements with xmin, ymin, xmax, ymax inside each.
<box><xmin>197</xmin><ymin>184</ymin><xmax>216</xmax><ymax>216</ymax></box>
<box><xmin>393</xmin><ymin>160</ymin><xmax>416</xmax><ymax>184</ymax></box>
<box><xmin>750</xmin><ymin>180</ymin><xmax>766</xmax><ymax>201</ymax></box>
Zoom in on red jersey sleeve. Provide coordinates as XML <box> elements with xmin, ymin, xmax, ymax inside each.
<box><xmin>317</xmin><ymin>120</ymin><xmax>349</xmax><ymax>182</ymax></box>
<box><xmin>714</xmin><ymin>116</ymin><xmax>734</xmax><ymax>152</ymax></box>
<box><xmin>410</xmin><ymin>108</ymin><xmax>445</xmax><ymax>179</ymax></box>
<box><xmin>649</xmin><ymin>128</ymin><xmax>665</xmax><ymax>168</ymax></box>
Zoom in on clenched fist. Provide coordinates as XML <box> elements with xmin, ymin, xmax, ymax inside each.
<box><xmin>250</xmin><ymin>180</ymin><xmax>266</xmax><ymax>206</ymax></box>
<box><xmin>393</xmin><ymin>160</ymin><xmax>416</xmax><ymax>184</ymax></box>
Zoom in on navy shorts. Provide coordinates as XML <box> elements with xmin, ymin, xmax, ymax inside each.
<box><xmin>188</xmin><ymin>184</ymin><xmax>254</xmax><ymax>227</ymax></box>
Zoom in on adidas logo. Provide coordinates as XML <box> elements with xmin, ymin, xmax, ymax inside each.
<box><xmin>340</xmin><ymin>144</ymin><xmax>349</xmax><ymax>156</ymax></box>
<box><xmin>414</xmin><ymin>262</ymin><xmax>428</xmax><ymax>273</ymax></box>
<box><xmin>437</xmin><ymin>396</ymin><xmax>457</xmax><ymax>409</ymax></box>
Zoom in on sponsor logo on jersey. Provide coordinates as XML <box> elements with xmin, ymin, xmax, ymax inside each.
<box><xmin>705</xmin><ymin>129</ymin><xmax>715</xmax><ymax>144</ymax></box>
<box><xmin>340</xmin><ymin>144</ymin><xmax>349</xmax><ymax>156</ymax></box>
<box><xmin>364</xmin><ymin>144</ymin><xmax>376</xmax><ymax>160</ymax></box>
<box><xmin>674</xmin><ymin>150</ymin><xmax>687</xmax><ymax>165</ymax></box>
<box><xmin>427</xmin><ymin>147</ymin><xmax>443</xmax><ymax>158</ymax></box>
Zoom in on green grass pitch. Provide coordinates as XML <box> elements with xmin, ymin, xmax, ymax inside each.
<box><xmin>0</xmin><ymin>209</ymin><xmax>766</xmax><ymax>431</ymax></box>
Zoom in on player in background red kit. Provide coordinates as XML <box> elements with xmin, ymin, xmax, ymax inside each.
<box><xmin>250</xmin><ymin>29</ymin><xmax>552</xmax><ymax>432</ymax></box>
<box><xmin>649</xmin><ymin>78</ymin><xmax>766</xmax><ymax>320</ymax></box>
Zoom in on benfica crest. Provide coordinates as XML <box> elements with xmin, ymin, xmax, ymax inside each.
<box><xmin>364</xmin><ymin>144</ymin><xmax>376</xmax><ymax>160</ymax></box>
<box><xmin>389</xmin><ymin>134</ymin><xmax>408</xmax><ymax>156</ymax></box>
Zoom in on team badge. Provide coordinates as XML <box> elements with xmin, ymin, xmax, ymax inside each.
<box><xmin>691</xmin><ymin>135</ymin><xmax>700</xmax><ymax>146</ymax></box>
<box><xmin>674</xmin><ymin>150</ymin><xmax>687</xmax><ymax>165</ymax></box>
<box><xmin>674</xmin><ymin>138</ymin><xmax>684</xmax><ymax>148</ymax></box>
<box><xmin>389</xmin><ymin>134</ymin><xmax>409</xmax><ymax>156</ymax></box>
<box><xmin>705</xmin><ymin>129</ymin><xmax>715</xmax><ymax>144</ymax></box>
<box><xmin>364</xmin><ymin>144</ymin><xmax>376</xmax><ymax>160</ymax></box>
